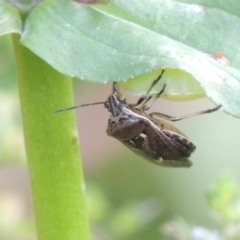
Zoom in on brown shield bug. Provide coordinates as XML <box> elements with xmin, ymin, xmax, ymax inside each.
<box><xmin>55</xmin><ymin>70</ymin><xmax>221</xmax><ymax>167</ymax></box>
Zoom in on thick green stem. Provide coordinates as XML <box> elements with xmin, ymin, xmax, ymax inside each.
<box><xmin>12</xmin><ymin>34</ymin><xmax>90</xmax><ymax>240</ymax></box>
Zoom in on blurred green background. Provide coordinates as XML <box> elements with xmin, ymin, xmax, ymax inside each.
<box><xmin>1</xmin><ymin>34</ymin><xmax>240</xmax><ymax>240</ymax></box>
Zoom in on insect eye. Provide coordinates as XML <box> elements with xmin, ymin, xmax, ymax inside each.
<box><xmin>104</xmin><ymin>102</ymin><xmax>109</xmax><ymax>108</ymax></box>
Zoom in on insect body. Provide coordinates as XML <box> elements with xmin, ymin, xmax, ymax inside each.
<box><xmin>55</xmin><ymin>70</ymin><xmax>220</xmax><ymax>167</ymax></box>
<box><xmin>105</xmin><ymin>95</ymin><xmax>195</xmax><ymax>167</ymax></box>
<box><xmin>104</xmin><ymin>78</ymin><xmax>195</xmax><ymax>167</ymax></box>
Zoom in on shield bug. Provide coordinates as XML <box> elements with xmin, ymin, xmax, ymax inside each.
<box><xmin>55</xmin><ymin>70</ymin><xmax>221</xmax><ymax>167</ymax></box>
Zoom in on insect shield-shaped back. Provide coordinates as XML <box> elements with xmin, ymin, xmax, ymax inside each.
<box><xmin>104</xmin><ymin>93</ymin><xmax>195</xmax><ymax>168</ymax></box>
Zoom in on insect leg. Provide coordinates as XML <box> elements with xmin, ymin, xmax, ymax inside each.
<box><xmin>141</xmin><ymin>83</ymin><xmax>166</xmax><ymax>111</ymax></box>
<box><xmin>150</xmin><ymin>105</ymin><xmax>221</xmax><ymax>122</ymax></box>
<box><xmin>130</xmin><ymin>70</ymin><xmax>165</xmax><ymax>108</ymax></box>
<box><xmin>112</xmin><ymin>82</ymin><xmax>123</xmax><ymax>98</ymax></box>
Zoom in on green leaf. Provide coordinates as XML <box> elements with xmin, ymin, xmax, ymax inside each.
<box><xmin>118</xmin><ymin>69</ymin><xmax>205</xmax><ymax>101</ymax></box>
<box><xmin>21</xmin><ymin>0</ymin><xmax>240</xmax><ymax>117</ymax></box>
<box><xmin>0</xmin><ymin>1</ymin><xmax>22</xmax><ymax>36</ymax></box>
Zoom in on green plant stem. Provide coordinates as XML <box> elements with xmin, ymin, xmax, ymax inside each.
<box><xmin>12</xmin><ymin>34</ymin><xmax>90</xmax><ymax>240</ymax></box>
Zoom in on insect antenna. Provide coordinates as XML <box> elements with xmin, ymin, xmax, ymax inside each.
<box><xmin>54</xmin><ymin>101</ymin><xmax>106</xmax><ymax>113</ymax></box>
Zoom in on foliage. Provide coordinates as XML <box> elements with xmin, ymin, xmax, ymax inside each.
<box><xmin>161</xmin><ymin>173</ymin><xmax>240</xmax><ymax>240</ymax></box>
<box><xmin>1</xmin><ymin>0</ymin><xmax>240</xmax><ymax>240</ymax></box>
